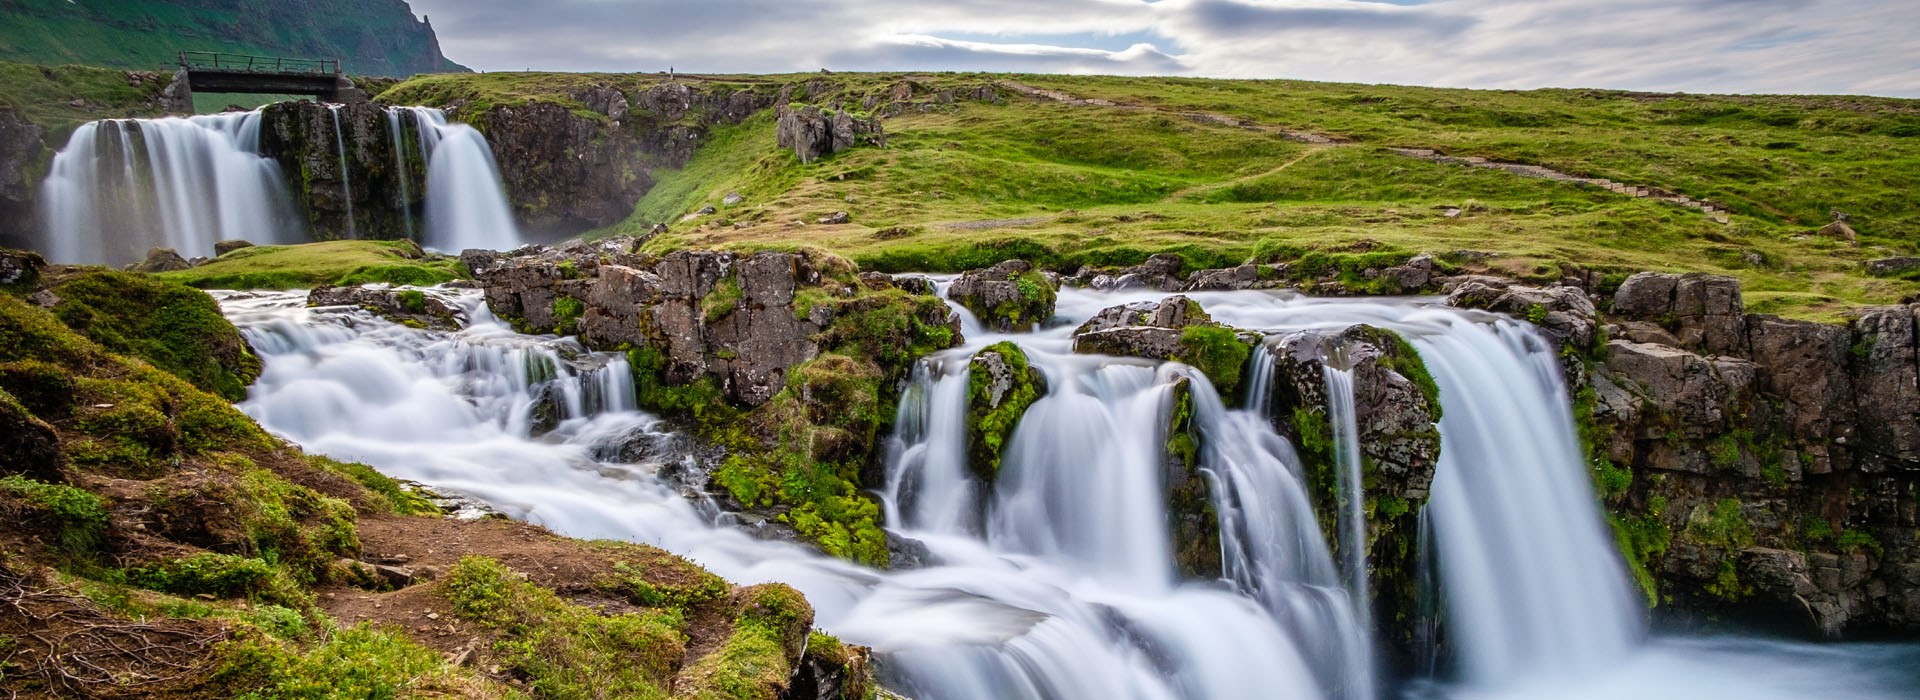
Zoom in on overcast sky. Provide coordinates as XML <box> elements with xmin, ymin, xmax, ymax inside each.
<box><xmin>406</xmin><ymin>0</ymin><xmax>1920</xmax><ymax>97</ymax></box>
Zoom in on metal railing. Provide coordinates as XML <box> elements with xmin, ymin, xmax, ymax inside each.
<box><xmin>178</xmin><ymin>51</ymin><xmax>340</xmax><ymax>75</ymax></box>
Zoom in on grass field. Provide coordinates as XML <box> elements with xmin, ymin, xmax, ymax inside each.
<box><xmin>378</xmin><ymin>69</ymin><xmax>1912</xmax><ymax>320</ymax></box>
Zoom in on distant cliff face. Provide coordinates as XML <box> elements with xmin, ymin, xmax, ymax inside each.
<box><xmin>0</xmin><ymin>0</ymin><xmax>467</xmax><ymax>77</ymax></box>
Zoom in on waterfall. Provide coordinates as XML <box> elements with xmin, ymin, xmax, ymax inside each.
<box><xmin>327</xmin><ymin>106</ymin><xmax>357</xmax><ymax>239</ymax></box>
<box><xmin>219</xmin><ymin>284</ymin><xmax>1918</xmax><ymax>700</ymax></box>
<box><xmin>393</xmin><ymin>106</ymin><xmax>522</xmax><ymax>253</ymax></box>
<box><xmin>37</xmin><ymin>111</ymin><xmax>298</xmax><ymax>265</ymax></box>
<box><xmin>1323</xmin><ymin>366</ymin><xmax>1372</xmax><ymax>634</ymax></box>
<box><xmin>383</xmin><ymin>108</ymin><xmax>417</xmax><ymax>240</ymax></box>
<box><xmin>1410</xmin><ymin>318</ymin><xmax>1642</xmax><ymax>684</ymax></box>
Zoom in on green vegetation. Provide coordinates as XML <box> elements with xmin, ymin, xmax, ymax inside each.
<box><xmin>552</xmin><ymin>295</ymin><xmax>586</xmax><ymax>335</ymax></box>
<box><xmin>365</xmin><ymin>70</ymin><xmax>1904</xmax><ymax>319</ymax></box>
<box><xmin>0</xmin><ymin>61</ymin><xmax>165</xmax><ymax>134</ymax></box>
<box><xmin>1174</xmin><ymin>325</ymin><xmax>1254</xmax><ymax>399</ymax></box>
<box><xmin>0</xmin><ymin>475</ymin><xmax>108</xmax><ymax>555</ymax></box>
<box><xmin>155</xmin><ymin>239</ymin><xmax>467</xmax><ymax>290</ymax></box>
<box><xmin>125</xmin><ymin>552</ymin><xmax>306</xmax><ymax>607</ymax></box>
<box><xmin>966</xmin><ymin>342</ymin><xmax>1044</xmax><ymax>481</ymax></box>
<box><xmin>445</xmin><ymin>555</ymin><xmax>685</xmax><ymax>699</ymax></box>
<box><xmin>1609</xmin><ymin>497</ymin><xmax>1674</xmax><ymax>607</ymax></box>
<box><xmin>0</xmin><ymin>0</ymin><xmax>465</xmax><ymax>78</ymax></box>
<box><xmin>51</xmin><ymin>270</ymin><xmax>261</xmax><ymax>400</ymax></box>
<box><xmin>310</xmin><ymin>455</ymin><xmax>438</xmax><ymax>516</ymax></box>
<box><xmin>214</xmin><ymin>624</ymin><xmax>485</xmax><ymax>699</ymax></box>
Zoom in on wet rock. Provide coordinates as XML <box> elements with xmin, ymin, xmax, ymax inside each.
<box><xmin>308</xmin><ymin>284</ymin><xmax>465</xmax><ymax>331</ymax></box>
<box><xmin>130</xmin><ymin>247</ymin><xmax>192</xmax><ymax>273</ymax></box>
<box><xmin>1183</xmin><ymin>264</ymin><xmax>1284</xmax><ymax>291</ymax></box>
<box><xmin>967</xmin><ymin>342</ymin><xmax>1044</xmax><ymax>482</ymax></box>
<box><xmin>776</xmin><ymin>105</ymin><xmax>886</xmax><ymax>164</ymax></box>
<box><xmin>1610</xmin><ymin>272</ymin><xmax>1746</xmax><ymax>356</ymax></box>
<box><xmin>213</xmin><ymin>239</ymin><xmax>255</xmax><ymax>256</ymax></box>
<box><xmin>0</xmin><ymin>248</ymin><xmax>46</xmax><ymax>289</ymax></box>
<box><xmin>1164</xmin><ymin>378</ymin><xmax>1220</xmax><ymax>580</ymax></box>
<box><xmin>1265</xmin><ymin>324</ymin><xmax>1440</xmax><ymax>656</ymax></box>
<box><xmin>1074</xmin><ymin>295</ymin><xmax>1211</xmax><ymax>336</ymax></box>
<box><xmin>947</xmin><ymin>260</ymin><xmax>1057</xmax><ymax>332</ymax></box>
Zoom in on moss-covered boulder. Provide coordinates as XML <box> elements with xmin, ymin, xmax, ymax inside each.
<box><xmin>1268</xmin><ymin>324</ymin><xmax>1441</xmax><ymax>658</ymax></box>
<box><xmin>0</xmin><ymin>387</ymin><xmax>64</xmax><ymax>482</ymax></box>
<box><xmin>308</xmin><ymin>284</ymin><xmax>464</xmax><ymax>331</ymax></box>
<box><xmin>1165</xmin><ymin>378</ymin><xmax>1221</xmax><ymax>579</ymax></box>
<box><xmin>947</xmin><ymin>259</ymin><xmax>1057</xmax><ymax>332</ymax></box>
<box><xmin>1071</xmin><ymin>296</ymin><xmax>1257</xmax><ymax>399</ymax></box>
<box><xmin>967</xmin><ymin>341</ymin><xmax>1045</xmax><ymax>483</ymax></box>
<box><xmin>49</xmin><ymin>270</ymin><xmax>261</xmax><ymax>401</ymax></box>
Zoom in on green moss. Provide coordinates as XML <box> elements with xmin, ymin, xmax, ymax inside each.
<box><xmin>395</xmin><ymin>289</ymin><xmax>427</xmax><ymax>314</ymax></box>
<box><xmin>125</xmin><ymin>552</ymin><xmax>310</xmax><ymax>609</ymax></box>
<box><xmin>444</xmin><ymin>556</ymin><xmax>685</xmax><ymax>699</ymax></box>
<box><xmin>553</xmin><ymin>295</ymin><xmax>586</xmax><ymax>335</ymax></box>
<box><xmin>51</xmin><ymin>271</ymin><xmax>261</xmax><ymax>401</ymax></box>
<box><xmin>704</xmin><ymin>275</ymin><xmax>744</xmax><ymax>323</ymax></box>
<box><xmin>310</xmin><ymin>456</ymin><xmax>438</xmax><ymax>516</ymax></box>
<box><xmin>677</xmin><ymin>584</ymin><xmax>815</xmax><ymax>700</ymax></box>
<box><xmin>0</xmin><ymin>475</ymin><xmax>109</xmax><ymax>556</ymax></box>
<box><xmin>1688</xmin><ymin>497</ymin><xmax>1754</xmax><ymax>603</ymax></box>
<box><xmin>1608</xmin><ymin>496</ymin><xmax>1672</xmax><ymax>607</ymax></box>
<box><xmin>1837</xmin><ymin>529</ymin><xmax>1885</xmax><ymax>558</ymax></box>
<box><xmin>214</xmin><ymin>623</ymin><xmax>480</xmax><ymax>699</ymax></box>
<box><xmin>1173</xmin><ymin>325</ymin><xmax>1253</xmax><ymax>399</ymax></box>
<box><xmin>966</xmin><ymin>342</ymin><xmax>1043</xmax><ymax>482</ymax></box>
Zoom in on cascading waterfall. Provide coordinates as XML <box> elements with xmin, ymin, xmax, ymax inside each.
<box><xmin>383</xmin><ymin>108</ymin><xmax>417</xmax><ymax>240</ymax></box>
<box><xmin>220</xmin><ymin>284</ymin><xmax>1920</xmax><ymax>700</ymax></box>
<box><xmin>326</xmin><ymin>105</ymin><xmax>357</xmax><ymax>239</ymax></box>
<box><xmin>390</xmin><ymin>106</ymin><xmax>522</xmax><ymax>253</ymax></box>
<box><xmin>1323</xmin><ymin>366</ymin><xmax>1372</xmax><ymax>634</ymax></box>
<box><xmin>37</xmin><ymin>111</ymin><xmax>298</xmax><ymax>265</ymax></box>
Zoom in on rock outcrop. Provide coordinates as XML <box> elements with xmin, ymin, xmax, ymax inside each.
<box><xmin>1580</xmin><ymin>275</ymin><xmax>1920</xmax><ymax>636</ymax></box>
<box><xmin>308</xmin><ymin>285</ymin><xmax>465</xmax><ymax>331</ymax></box>
<box><xmin>947</xmin><ymin>260</ymin><xmax>1058</xmax><ymax>332</ymax></box>
<box><xmin>0</xmin><ymin>108</ymin><xmax>45</xmax><ymax>251</ymax></box>
<box><xmin>1264</xmin><ymin>324</ymin><xmax>1442</xmax><ymax>655</ymax></box>
<box><xmin>1071</xmin><ymin>295</ymin><xmax>1256</xmax><ymax>397</ymax></box>
<box><xmin>775</xmin><ymin>105</ymin><xmax>886</xmax><ymax>164</ymax></box>
<box><xmin>967</xmin><ymin>342</ymin><xmax>1044</xmax><ymax>483</ymax></box>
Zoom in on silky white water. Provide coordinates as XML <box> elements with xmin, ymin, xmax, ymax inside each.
<box><xmin>219</xmin><ymin>284</ymin><xmax>1920</xmax><ymax>700</ymax></box>
<box><xmin>392</xmin><ymin>106</ymin><xmax>522</xmax><ymax>253</ymax></box>
<box><xmin>38</xmin><ymin>111</ymin><xmax>299</xmax><ymax>265</ymax></box>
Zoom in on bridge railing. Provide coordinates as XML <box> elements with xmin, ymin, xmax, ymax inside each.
<box><xmin>178</xmin><ymin>51</ymin><xmax>340</xmax><ymax>76</ymax></box>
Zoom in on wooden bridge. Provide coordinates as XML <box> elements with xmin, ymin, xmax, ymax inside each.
<box><xmin>162</xmin><ymin>51</ymin><xmax>368</xmax><ymax>111</ymax></box>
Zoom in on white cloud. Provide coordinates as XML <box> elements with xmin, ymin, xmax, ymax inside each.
<box><xmin>404</xmin><ymin>0</ymin><xmax>1920</xmax><ymax>96</ymax></box>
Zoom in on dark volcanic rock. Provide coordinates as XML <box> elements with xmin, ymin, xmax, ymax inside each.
<box><xmin>308</xmin><ymin>284</ymin><xmax>465</xmax><ymax>331</ymax></box>
<box><xmin>1610</xmin><ymin>272</ymin><xmax>1746</xmax><ymax>356</ymax></box>
<box><xmin>0</xmin><ymin>108</ymin><xmax>44</xmax><ymax>250</ymax></box>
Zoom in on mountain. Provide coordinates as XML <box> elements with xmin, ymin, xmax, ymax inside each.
<box><xmin>0</xmin><ymin>0</ymin><xmax>468</xmax><ymax>77</ymax></box>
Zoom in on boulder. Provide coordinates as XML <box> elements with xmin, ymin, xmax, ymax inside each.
<box><xmin>819</xmin><ymin>211</ymin><xmax>851</xmax><ymax>225</ymax></box>
<box><xmin>1866</xmin><ymin>257</ymin><xmax>1920</xmax><ymax>278</ymax></box>
<box><xmin>1183</xmin><ymin>264</ymin><xmax>1285</xmax><ymax>291</ymax></box>
<box><xmin>308</xmin><ymin>285</ymin><xmax>465</xmax><ymax>331</ymax></box>
<box><xmin>1072</xmin><ymin>296</ymin><xmax>1254</xmax><ymax>396</ymax></box>
<box><xmin>213</xmin><ymin>239</ymin><xmax>256</xmax><ymax>257</ymax></box>
<box><xmin>1610</xmin><ymin>272</ymin><xmax>1746</xmax><ymax>356</ymax></box>
<box><xmin>947</xmin><ymin>260</ymin><xmax>1057</xmax><ymax>332</ymax></box>
<box><xmin>1086</xmin><ymin>253</ymin><xmax>1186</xmax><ymax>292</ymax></box>
<box><xmin>776</xmin><ymin>105</ymin><xmax>885</xmax><ymax>164</ymax></box>
<box><xmin>967</xmin><ymin>343</ymin><xmax>1045</xmax><ymax>482</ymax></box>
<box><xmin>130</xmin><ymin>247</ymin><xmax>192</xmax><ymax>273</ymax></box>
<box><xmin>0</xmin><ymin>248</ymin><xmax>46</xmax><ymax>289</ymax></box>
<box><xmin>1447</xmin><ymin>279</ymin><xmax>1599</xmax><ymax>385</ymax></box>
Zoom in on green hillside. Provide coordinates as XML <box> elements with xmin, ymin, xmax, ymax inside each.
<box><xmin>0</xmin><ymin>0</ymin><xmax>466</xmax><ymax>77</ymax></box>
<box><xmin>383</xmin><ymin>71</ymin><xmax>1920</xmax><ymax>320</ymax></box>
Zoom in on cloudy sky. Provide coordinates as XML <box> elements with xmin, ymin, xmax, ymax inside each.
<box><xmin>407</xmin><ymin>0</ymin><xmax>1920</xmax><ymax>97</ymax></box>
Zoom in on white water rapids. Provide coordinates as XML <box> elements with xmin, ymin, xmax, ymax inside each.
<box><xmin>218</xmin><ymin>284</ymin><xmax>1920</xmax><ymax>700</ymax></box>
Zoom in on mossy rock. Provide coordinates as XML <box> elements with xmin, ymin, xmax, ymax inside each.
<box><xmin>50</xmin><ymin>271</ymin><xmax>261</xmax><ymax>402</ymax></box>
<box><xmin>967</xmin><ymin>341</ymin><xmax>1045</xmax><ymax>483</ymax></box>
<box><xmin>1165</xmin><ymin>378</ymin><xmax>1222</xmax><ymax>579</ymax></box>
